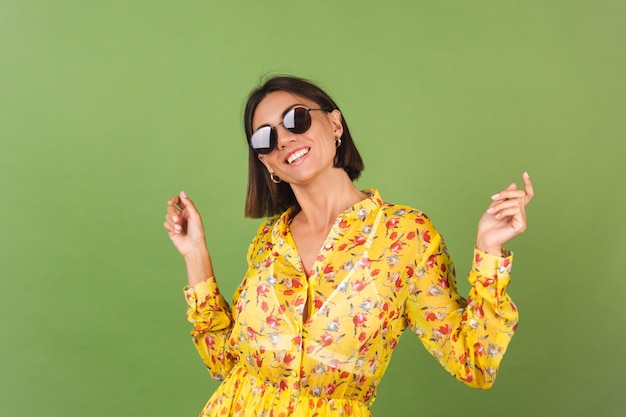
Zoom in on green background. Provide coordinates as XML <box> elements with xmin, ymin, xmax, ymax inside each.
<box><xmin>1</xmin><ymin>1</ymin><xmax>624</xmax><ymax>416</ymax></box>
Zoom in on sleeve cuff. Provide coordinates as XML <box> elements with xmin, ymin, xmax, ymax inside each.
<box><xmin>183</xmin><ymin>276</ymin><xmax>231</xmax><ymax>326</ymax></box>
<box><xmin>183</xmin><ymin>276</ymin><xmax>220</xmax><ymax>309</ymax></box>
<box><xmin>469</xmin><ymin>247</ymin><xmax>514</xmax><ymax>288</ymax></box>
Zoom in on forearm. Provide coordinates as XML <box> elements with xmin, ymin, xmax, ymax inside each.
<box><xmin>184</xmin><ymin>246</ymin><xmax>214</xmax><ymax>288</ymax></box>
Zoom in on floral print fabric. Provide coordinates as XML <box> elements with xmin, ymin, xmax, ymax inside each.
<box><xmin>184</xmin><ymin>189</ymin><xmax>518</xmax><ymax>417</ymax></box>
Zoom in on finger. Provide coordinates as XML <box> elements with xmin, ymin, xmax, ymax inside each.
<box><xmin>487</xmin><ymin>198</ymin><xmax>524</xmax><ymax>214</ymax></box>
<box><xmin>167</xmin><ymin>203</ymin><xmax>182</xmax><ymax>219</ymax></box>
<box><xmin>165</xmin><ymin>199</ymin><xmax>184</xmax><ymax>230</ymax></box>
<box><xmin>167</xmin><ymin>192</ymin><xmax>193</xmax><ymax>214</ymax></box>
<box><xmin>493</xmin><ymin>205</ymin><xmax>523</xmax><ymax>218</ymax></box>
<box><xmin>165</xmin><ymin>199</ymin><xmax>185</xmax><ymax>227</ymax></box>
<box><xmin>165</xmin><ymin>195</ymin><xmax>189</xmax><ymax>235</ymax></box>
<box><xmin>492</xmin><ymin>188</ymin><xmax>527</xmax><ymax>202</ymax></box>
<box><xmin>505</xmin><ymin>182</ymin><xmax>518</xmax><ymax>191</ymax></box>
<box><xmin>180</xmin><ymin>190</ymin><xmax>193</xmax><ymax>204</ymax></box>
<box><xmin>178</xmin><ymin>191</ymin><xmax>202</xmax><ymax>221</ymax></box>
<box><xmin>163</xmin><ymin>212</ymin><xmax>184</xmax><ymax>232</ymax></box>
<box><xmin>164</xmin><ymin>211</ymin><xmax>181</xmax><ymax>228</ymax></box>
<box><xmin>494</xmin><ymin>207</ymin><xmax>527</xmax><ymax>231</ymax></box>
<box><xmin>163</xmin><ymin>220</ymin><xmax>180</xmax><ymax>235</ymax></box>
<box><xmin>523</xmin><ymin>171</ymin><xmax>534</xmax><ymax>202</ymax></box>
<box><xmin>491</xmin><ymin>183</ymin><xmax>516</xmax><ymax>201</ymax></box>
<box><xmin>168</xmin><ymin>196</ymin><xmax>182</xmax><ymax>208</ymax></box>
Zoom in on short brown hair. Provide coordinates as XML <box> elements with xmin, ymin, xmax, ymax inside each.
<box><xmin>243</xmin><ymin>76</ymin><xmax>364</xmax><ymax>218</ymax></box>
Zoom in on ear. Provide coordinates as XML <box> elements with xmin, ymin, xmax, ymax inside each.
<box><xmin>257</xmin><ymin>153</ymin><xmax>273</xmax><ymax>173</ymax></box>
<box><xmin>329</xmin><ymin>109</ymin><xmax>344</xmax><ymax>138</ymax></box>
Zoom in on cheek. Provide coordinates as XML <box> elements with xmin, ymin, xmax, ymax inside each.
<box><xmin>311</xmin><ymin>121</ymin><xmax>335</xmax><ymax>143</ymax></box>
<box><xmin>258</xmin><ymin>155</ymin><xmax>275</xmax><ymax>171</ymax></box>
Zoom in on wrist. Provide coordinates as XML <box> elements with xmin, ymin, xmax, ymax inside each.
<box><xmin>183</xmin><ymin>246</ymin><xmax>214</xmax><ymax>287</ymax></box>
<box><xmin>183</xmin><ymin>245</ymin><xmax>209</xmax><ymax>263</ymax></box>
<box><xmin>475</xmin><ymin>240</ymin><xmax>502</xmax><ymax>256</ymax></box>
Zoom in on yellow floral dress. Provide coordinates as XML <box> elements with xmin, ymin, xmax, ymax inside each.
<box><xmin>184</xmin><ymin>189</ymin><xmax>518</xmax><ymax>417</ymax></box>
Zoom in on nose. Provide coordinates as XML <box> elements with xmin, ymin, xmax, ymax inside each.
<box><xmin>275</xmin><ymin>125</ymin><xmax>296</xmax><ymax>150</ymax></box>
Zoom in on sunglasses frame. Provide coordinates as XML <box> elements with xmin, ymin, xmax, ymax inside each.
<box><xmin>249</xmin><ymin>106</ymin><xmax>325</xmax><ymax>154</ymax></box>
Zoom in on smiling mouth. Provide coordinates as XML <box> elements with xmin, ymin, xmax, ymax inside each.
<box><xmin>287</xmin><ymin>148</ymin><xmax>309</xmax><ymax>164</ymax></box>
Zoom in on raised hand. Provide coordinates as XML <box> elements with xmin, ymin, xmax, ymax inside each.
<box><xmin>164</xmin><ymin>191</ymin><xmax>213</xmax><ymax>287</ymax></box>
<box><xmin>476</xmin><ymin>172</ymin><xmax>534</xmax><ymax>255</ymax></box>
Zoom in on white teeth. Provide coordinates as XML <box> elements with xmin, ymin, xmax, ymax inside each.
<box><xmin>287</xmin><ymin>148</ymin><xmax>309</xmax><ymax>164</ymax></box>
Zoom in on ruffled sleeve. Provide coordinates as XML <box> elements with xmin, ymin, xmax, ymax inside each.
<box><xmin>404</xmin><ymin>223</ymin><xmax>518</xmax><ymax>389</ymax></box>
<box><xmin>182</xmin><ymin>217</ymin><xmax>277</xmax><ymax>381</ymax></box>
<box><xmin>184</xmin><ymin>276</ymin><xmax>235</xmax><ymax>380</ymax></box>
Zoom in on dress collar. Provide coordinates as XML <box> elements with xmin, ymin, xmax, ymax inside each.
<box><xmin>276</xmin><ymin>188</ymin><xmax>383</xmax><ymax>229</ymax></box>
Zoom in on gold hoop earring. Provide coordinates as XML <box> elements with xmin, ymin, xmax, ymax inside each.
<box><xmin>270</xmin><ymin>173</ymin><xmax>281</xmax><ymax>184</ymax></box>
<box><xmin>335</xmin><ymin>137</ymin><xmax>342</xmax><ymax>148</ymax></box>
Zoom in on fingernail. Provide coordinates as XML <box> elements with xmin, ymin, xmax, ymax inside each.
<box><xmin>491</xmin><ymin>193</ymin><xmax>500</xmax><ymax>200</ymax></box>
<box><xmin>181</xmin><ymin>191</ymin><xmax>188</xmax><ymax>199</ymax></box>
<box><xmin>487</xmin><ymin>207</ymin><xmax>495</xmax><ymax>214</ymax></box>
<box><xmin>172</xmin><ymin>215</ymin><xmax>178</xmax><ymax>222</ymax></box>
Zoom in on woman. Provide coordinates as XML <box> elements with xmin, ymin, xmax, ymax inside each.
<box><xmin>164</xmin><ymin>76</ymin><xmax>534</xmax><ymax>417</ymax></box>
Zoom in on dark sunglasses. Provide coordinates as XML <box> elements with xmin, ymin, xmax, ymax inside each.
<box><xmin>249</xmin><ymin>106</ymin><xmax>325</xmax><ymax>154</ymax></box>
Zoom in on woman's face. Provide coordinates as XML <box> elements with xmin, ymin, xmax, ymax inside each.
<box><xmin>252</xmin><ymin>91</ymin><xmax>343</xmax><ymax>185</ymax></box>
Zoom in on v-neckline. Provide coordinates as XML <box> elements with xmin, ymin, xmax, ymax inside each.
<box><xmin>280</xmin><ymin>188</ymin><xmax>380</xmax><ymax>279</ymax></box>
<box><xmin>273</xmin><ymin>188</ymin><xmax>381</xmax><ymax>324</ymax></box>
<box><xmin>284</xmin><ymin>214</ymin><xmax>336</xmax><ymax>279</ymax></box>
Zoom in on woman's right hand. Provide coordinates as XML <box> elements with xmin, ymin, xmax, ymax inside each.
<box><xmin>164</xmin><ymin>191</ymin><xmax>208</xmax><ymax>258</ymax></box>
<box><xmin>164</xmin><ymin>192</ymin><xmax>215</xmax><ymax>287</ymax></box>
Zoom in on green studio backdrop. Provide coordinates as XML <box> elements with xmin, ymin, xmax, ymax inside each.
<box><xmin>1</xmin><ymin>1</ymin><xmax>624</xmax><ymax>416</ymax></box>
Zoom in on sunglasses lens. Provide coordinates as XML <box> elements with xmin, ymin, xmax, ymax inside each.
<box><xmin>250</xmin><ymin>126</ymin><xmax>274</xmax><ymax>154</ymax></box>
<box><xmin>284</xmin><ymin>107</ymin><xmax>311</xmax><ymax>134</ymax></box>
<box><xmin>249</xmin><ymin>107</ymin><xmax>315</xmax><ymax>154</ymax></box>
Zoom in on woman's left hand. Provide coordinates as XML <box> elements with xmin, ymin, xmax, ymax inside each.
<box><xmin>476</xmin><ymin>172</ymin><xmax>534</xmax><ymax>255</ymax></box>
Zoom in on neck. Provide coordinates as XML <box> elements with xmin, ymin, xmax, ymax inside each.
<box><xmin>289</xmin><ymin>168</ymin><xmax>368</xmax><ymax>232</ymax></box>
